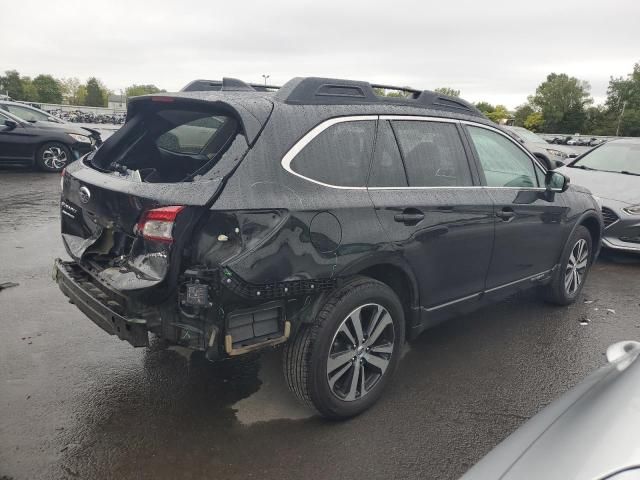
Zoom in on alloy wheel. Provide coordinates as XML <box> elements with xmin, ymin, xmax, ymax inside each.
<box><xmin>565</xmin><ymin>238</ymin><xmax>589</xmax><ymax>295</ymax></box>
<box><xmin>42</xmin><ymin>146</ymin><xmax>68</xmax><ymax>170</ymax></box>
<box><xmin>326</xmin><ymin>303</ymin><xmax>395</xmax><ymax>402</ymax></box>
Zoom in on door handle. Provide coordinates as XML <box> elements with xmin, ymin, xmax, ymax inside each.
<box><xmin>496</xmin><ymin>208</ymin><xmax>516</xmax><ymax>222</ymax></box>
<box><xmin>394</xmin><ymin>209</ymin><xmax>425</xmax><ymax>224</ymax></box>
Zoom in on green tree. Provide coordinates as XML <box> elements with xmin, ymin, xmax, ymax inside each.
<box><xmin>85</xmin><ymin>77</ymin><xmax>107</xmax><ymax>107</ymax></box>
<box><xmin>434</xmin><ymin>87</ymin><xmax>461</xmax><ymax>97</ymax></box>
<box><xmin>604</xmin><ymin>62</ymin><xmax>640</xmax><ymax>136</ymax></box>
<box><xmin>373</xmin><ymin>87</ymin><xmax>411</xmax><ymax>98</ymax></box>
<box><xmin>60</xmin><ymin>77</ymin><xmax>83</xmax><ymax>105</ymax></box>
<box><xmin>125</xmin><ymin>84</ymin><xmax>165</xmax><ymax>97</ymax></box>
<box><xmin>485</xmin><ymin>104</ymin><xmax>511</xmax><ymax>123</ymax></box>
<box><xmin>513</xmin><ymin>104</ymin><xmax>535</xmax><ymax>127</ymax></box>
<box><xmin>32</xmin><ymin>74</ymin><xmax>63</xmax><ymax>103</ymax></box>
<box><xmin>524</xmin><ymin>112</ymin><xmax>544</xmax><ymax>132</ymax></box>
<box><xmin>529</xmin><ymin>73</ymin><xmax>593</xmax><ymax>133</ymax></box>
<box><xmin>0</xmin><ymin>70</ymin><xmax>24</xmax><ymax>99</ymax></box>
<box><xmin>20</xmin><ymin>77</ymin><xmax>39</xmax><ymax>102</ymax></box>
<box><xmin>474</xmin><ymin>101</ymin><xmax>495</xmax><ymax>116</ymax></box>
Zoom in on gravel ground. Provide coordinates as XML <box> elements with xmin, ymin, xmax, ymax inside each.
<box><xmin>1</xmin><ymin>171</ymin><xmax>639</xmax><ymax>480</ymax></box>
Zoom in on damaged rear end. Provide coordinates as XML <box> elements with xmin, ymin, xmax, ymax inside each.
<box><xmin>54</xmin><ymin>92</ymin><xmax>278</xmax><ymax>356</ymax></box>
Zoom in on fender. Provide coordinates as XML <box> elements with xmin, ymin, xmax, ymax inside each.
<box><xmin>559</xmin><ymin>208</ymin><xmax>603</xmax><ymax>265</ymax></box>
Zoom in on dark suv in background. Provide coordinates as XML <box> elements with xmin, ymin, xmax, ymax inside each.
<box><xmin>54</xmin><ymin>77</ymin><xmax>602</xmax><ymax>418</ymax></box>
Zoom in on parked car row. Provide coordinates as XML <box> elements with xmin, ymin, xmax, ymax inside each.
<box><xmin>47</xmin><ymin>108</ymin><xmax>126</xmax><ymax>125</ymax></box>
<box><xmin>0</xmin><ymin>100</ymin><xmax>102</xmax><ymax>171</ymax></box>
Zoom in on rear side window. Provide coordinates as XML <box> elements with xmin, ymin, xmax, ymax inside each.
<box><xmin>467</xmin><ymin>126</ymin><xmax>539</xmax><ymax>188</ymax></box>
<box><xmin>391</xmin><ymin>121</ymin><xmax>472</xmax><ymax>187</ymax></box>
<box><xmin>368</xmin><ymin>120</ymin><xmax>408</xmax><ymax>187</ymax></box>
<box><xmin>289</xmin><ymin>120</ymin><xmax>375</xmax><ymax>187</ymax></box>
<box><xmin>90</xmin><ymin>106</ymin><xmax>242</xmax><ymax>183</ymax></box>
<box><xmin>156</xmin><ymin>112</ymin><xmax>227</xmax><ymax>155</ymax></box>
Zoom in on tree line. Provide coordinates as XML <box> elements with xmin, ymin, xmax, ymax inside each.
<box><xmin>432</xmin><ymin>61</ymin><xmax>638</xmax><ymax>136</ymax></box>
<box><xmin>2</xmin><ymin>63</ymin><xmax>639</xmax><ymax>135</ymax></box>
<box><xmin>0</xmin><ymin>70</ymin><xmax>165</xmax><ymax>108</ymax></box>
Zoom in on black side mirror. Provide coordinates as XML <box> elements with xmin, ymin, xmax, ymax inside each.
<box><xmin>3</xmin><ymin>119</ymin><xmax>17</xmax><ymax>129</ymax></box>
<box><xmin>545</xmin><ymin>171</ymin><xmax>569</xmax><ymax>193</ymax></box>
<box><xmin>554</xmin><ymin>159</ymin><xmax>565</xmax><ymax>168</ymax></box>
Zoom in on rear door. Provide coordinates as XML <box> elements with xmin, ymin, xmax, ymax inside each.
<box><xmin>463</xmin><ymin>123</ymin><xmax>568</xmax><ymax>292</ymax></box>
<box><xmin>367</xmin><ymin>117</ymin><xmax>495</xmax><ymax>311</ymax></box>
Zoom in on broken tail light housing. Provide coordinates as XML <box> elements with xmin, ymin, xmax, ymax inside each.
<box><xmin>137</xmin><ymin>206</ymin><xmax>185</xmax><ymax>243</ymax></box>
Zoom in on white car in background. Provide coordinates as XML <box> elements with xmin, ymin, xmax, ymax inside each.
<box><xmin>506</xmin><ymin>126</ymin><xmax>578</xmax><ymax>169</ymax></box>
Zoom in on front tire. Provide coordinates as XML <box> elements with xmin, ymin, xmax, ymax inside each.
<box><xmin>36</xmin><ymin>142</ymin><xmax>71</xmax><ymax>172</ymax></box>
<box><xmin>541</xmin><ymin>225</ymin><xmax>593</xmax><ymax>305</ymax></box>
<box><xmin>283</xmin><ymin>277</ymin><xmax>405</xmax><ymax>419</ymax></box>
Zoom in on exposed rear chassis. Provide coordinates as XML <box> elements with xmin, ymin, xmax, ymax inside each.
<box><xmin>54</xmin><ymin>258</ymin><xmax>149</xmax><ymax>346</ymax></box>
<box><xmin>53</xmin><ymin>258</ymin><xmax>330</xmax><ymax>357</ymax></box>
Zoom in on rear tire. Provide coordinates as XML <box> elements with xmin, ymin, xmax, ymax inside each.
<box><xmin>283</xmin><ymin>276</ymin><xmax>405</xmax><ymax>419</ymax></box>
<box><xmin>541</xmin><ymin>225</ymin><xmax>593</xmax><ymax>305</ymax></box>
<box><xmin>36</xmin><ymin>142</ymin><xmax>71</xmax><ymax>172</ymax></box>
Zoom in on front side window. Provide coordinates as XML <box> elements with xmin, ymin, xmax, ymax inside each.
<box><xmin>391</xmin><ymin>120</ymin><xmax>472</xmax><ymax>187</ymax></box>
<box><xmin>289</xmin><ymin>120</ymin><xmax>375</xmax><ymax>187</ymax></box>
<box><xmin>467</xmin><ymin>126</ymin><xmax>539</xmax><ymax>188</ymax></box>
<box><xmin>5</xmin><ymin>105</ymin><xmax>49</xmax><ymax>122</ymax></box>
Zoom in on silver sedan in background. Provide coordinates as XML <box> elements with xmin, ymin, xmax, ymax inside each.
<box><xmin>506</xmin><ymin>126</ymin><xmax>578</xmax><ymax>168</ymax></box>
<box><xmin>558</xmin><ymin>139</ymin><xmax>640</xmax><ymax>254</ymax></box>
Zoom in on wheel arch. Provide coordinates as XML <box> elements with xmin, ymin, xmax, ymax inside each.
<box><xmin>579</xmin><ymin>212</ymin><xmax>603</xmax><ymax>259</ymax></box>
<box><xmin>353</xmin><ymin>262</ymin><xmax>420</xmax><ymax>340</ymax></box>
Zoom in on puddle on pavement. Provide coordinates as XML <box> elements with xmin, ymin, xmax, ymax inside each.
<box><xmin>232</xmin><ymin>343</ymin><xmax>411</xmax><ymax>425</ymax></box>
<box><xmin>232</xmin><ymin>350</ymin><xmax>315</xmax><ymax>425</ymax></box>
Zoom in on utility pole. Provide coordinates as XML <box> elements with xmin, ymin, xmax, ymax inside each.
<box><xmin>262</xmin><ymin>74</ymin><xmax>270</xmax><ymax>86</ymax></box>
<box><xmin>616</xmin><ymin>100</ymin><xmax>627</xmax><ymax>137</ymax></box>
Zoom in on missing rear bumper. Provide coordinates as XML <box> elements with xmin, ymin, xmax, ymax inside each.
<box><xmin>53</xmin><ymin>258</ymin><xmax>149</xmax><ymax>347</ymax></box>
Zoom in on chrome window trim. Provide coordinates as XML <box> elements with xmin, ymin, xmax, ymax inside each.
<box><xmin>280</xmin><ymin>115</ymin><xmax>378</xmax><ymax>190</ymax></box>
<box><xmin>461</xmin><ymin>120</ymin><xmax>549</xmax><ymax>186</ymax></box>
<box><xmin>280</xmin><ymin>115</ymin><xmax>551</xmax><ymax>191</ymax></box>
<box><xmin>379</xmin><ymin>115</ymin><xmax>460</xmax><ymax>123</ymax></box>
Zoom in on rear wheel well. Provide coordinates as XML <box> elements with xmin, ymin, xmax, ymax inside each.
<box><xmin>357</xmin><ymin>264</ymin><xmax>415</xmax><ymax>339</ymax></box>
<box><xmin>580</xmin><ymin>216</ymin><xmax>601</xmax><ymax>258</ymax></box>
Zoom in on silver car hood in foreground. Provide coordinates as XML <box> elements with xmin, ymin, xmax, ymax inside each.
<box><xmin>461</xmin><ymin>341</ymin><xmax>640</xmax><ymax>480</ymax></box>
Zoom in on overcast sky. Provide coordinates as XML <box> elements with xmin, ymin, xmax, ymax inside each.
<box><xmin>2</xmin><ymin>0</ymin><xmax>639</xmax><ymax>108</ymax></box>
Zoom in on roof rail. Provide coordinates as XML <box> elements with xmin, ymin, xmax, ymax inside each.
<box><xmin>274</xmin><ymin>77</ymin><xmax>483</xmax><ymax>117</ymax></box>
<box><xmin>181</xmin><ymin>78</ymin><xmax>281</xmax><ymax>93</ymax></box>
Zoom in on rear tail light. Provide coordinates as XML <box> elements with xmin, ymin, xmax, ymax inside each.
<box><xmin>137</xmin><ymin>206</ymin><xmax>185</xmax><ymax>243</ymax></box>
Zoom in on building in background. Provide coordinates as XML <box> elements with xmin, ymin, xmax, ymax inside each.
<box><xmin>107</xmin><ymin>94</ymin><xmax>126</xmax><ymax>111</ymax></box>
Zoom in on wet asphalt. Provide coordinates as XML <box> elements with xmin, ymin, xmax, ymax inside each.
<box><xmin>1</xmin><ymin>170</ymin><xmax>639</xmax><ymax>480</ymax></box>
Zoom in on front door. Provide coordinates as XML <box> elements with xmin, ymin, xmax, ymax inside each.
<box><xmin>463</xmin><ymin>124</ymin><xmax>569</xmax><ymax>292</ymax></box>
<box><xmin>367</xmin><ymin>118</ymin><xmax>495</xmax><ymax>311</ymax></box>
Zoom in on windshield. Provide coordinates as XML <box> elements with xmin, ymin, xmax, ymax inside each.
<box><xmin>571</xmin><ymin>142</ymin><xmax>640</xmax><ymax>175</ymax></box>
<box><xmin>509</xmin><ymin>126</ymin><xmax>546</xmax><ymax>144</ymax></box>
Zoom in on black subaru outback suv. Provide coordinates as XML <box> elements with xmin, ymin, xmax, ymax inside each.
<box><xmin>54</xmin><ymin>77</ymin><xmax>602</xmax><ymax>419</ymax></box>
